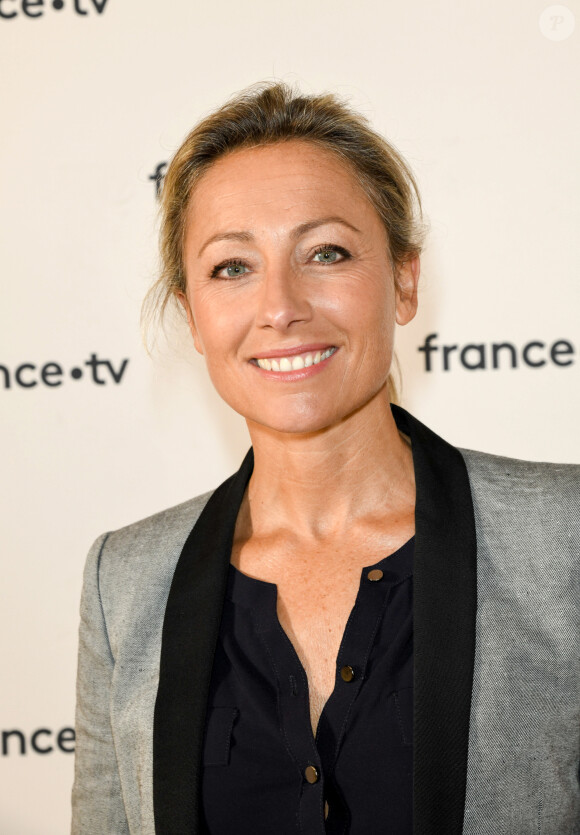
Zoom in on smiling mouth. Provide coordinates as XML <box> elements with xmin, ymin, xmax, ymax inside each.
<box><xmin>251</xmin><ymin>347</ymin><xmax>337</xmax><ymax>373</ymax></box>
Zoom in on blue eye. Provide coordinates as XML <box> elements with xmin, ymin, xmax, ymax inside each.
<box><xmin>314</xmin><ymin>249</ymin><xmax>339</xmax><ymax>263</ymax></box>
<box><xmin>225</xmin><ymin>263</ymin><xmax>247</xmax><ymax>277</ymax></box>
<box><xmin>312</xmin><ymin>244</ymin><xmax>350</xmax><ymax>265</ymax></box>
<box><xmin>210</xmin><ymin>260</ymin><xmax>249</xmax><ymax>279</ymax></box>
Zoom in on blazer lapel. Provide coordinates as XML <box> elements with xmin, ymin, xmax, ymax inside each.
<box><xmin>392</xmin><ymin>405</ymin><xmax>477</xmax><ymax>835</ymax></box>
<box><xmin>153</xmin><ymin>406</ymin><xmax>477</xmax><ymax>834</ymax></box>
<box><xmin>153</xmin><ymin>449</ymin><xmax>254</xmax><ymax>835</ymax></box>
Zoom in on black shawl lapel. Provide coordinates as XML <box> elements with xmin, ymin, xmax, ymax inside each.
<box><xmin>392</xmin><ymin>405</ymin><xmax>477</xmax><ymax>835</ymax></box>
<box><xmin>153</xmin><ymin>407</ymin><xmax>477</xmax><ymax>834</ymax></box>
<box><xmin>153</xmin><ymin>449</ymin><xmax>254</xmax><ymax>835</ymax></box>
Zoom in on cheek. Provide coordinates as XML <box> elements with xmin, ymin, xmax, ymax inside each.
<box><xmin>325</xmin><ymin>275</ymin><xmax>395</xmax><ymax>339</ymax></box>
<box><xmin>190</xmin><ymin>287</ymin><xmax>246</xmax><ymax>356</ymax></box>
<box><xmin>343</xmin><ymin>281</ymin><xmax>397</xmax><ymax>379</ymax></box>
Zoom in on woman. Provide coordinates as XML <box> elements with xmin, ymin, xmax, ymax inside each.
<box><xmin>72</xmin><ymin>83</ymin><xmax>579</xmax><ymax>835</ymax></box>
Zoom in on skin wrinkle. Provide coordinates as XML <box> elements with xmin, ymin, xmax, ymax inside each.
<box><xmin>198</xmin><ymin>216</ymin><xmax>362</xmax><ymax>261</ymax></box>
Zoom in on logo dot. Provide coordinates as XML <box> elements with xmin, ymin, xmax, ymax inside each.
<box><xmin>70</xmin><ymin>367</ymin><xmax>83</xmax><ymax>380</ymax></box>
<box><xmin>52</xmin><ymin>0</ymin><xmax>64</xmax><ymax>9</ymax></box>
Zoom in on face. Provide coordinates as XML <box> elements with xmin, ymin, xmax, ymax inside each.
<box><xmin>180</xmin><ymin>140</ymin><xmax>419</xmax><ymax>436</ymax></box>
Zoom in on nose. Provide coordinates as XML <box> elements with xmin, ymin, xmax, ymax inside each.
<box><xmin>255</xmin><ymin>261</ymin><xmax>312</xmax><ymax>331</ymax></box>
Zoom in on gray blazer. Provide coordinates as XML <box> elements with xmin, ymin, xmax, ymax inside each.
<box><xmin>71</xmin><ymin>406</ymin><xmax>580</xmax><ymax>834</ymax></box>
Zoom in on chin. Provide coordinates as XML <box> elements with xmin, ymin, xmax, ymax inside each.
<box><xmin>235</xmin><ymin>399</ymin><xmax>333</xmax><ymax>437</ymax></box>
<box><xmin>225</xmin><ymin>386</ymin><xmax>388</xmax><ymax>438</ymax></box>
<box><xmin>247</xmin><ymin>400</ymin><xmax>360</xmax><ymax>438</ymax></box>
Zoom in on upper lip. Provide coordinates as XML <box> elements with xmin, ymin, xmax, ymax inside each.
<box><xmin>250</xmin><ymin>343</ymin><xmax>336</xmax><ymax>360</ymax></box>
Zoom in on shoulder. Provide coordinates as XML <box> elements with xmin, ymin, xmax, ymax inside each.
<box><xmin>459</xmin><ymin>446</ymin><xmax>579</xmax><ymax>530</ymax></box>
<box><xmin>82</xmin><ymin>491</ymin><xmax>215</xmax><ymax>638</ymax></box>
<box><xmin>459</xmin><ymin>446</ymin><xmax>580</xmax><ymax>503</ymax></box>
<box><xmin>98</xmin><ymin>489</ymin><xmax>215</xmax><ymax>562</ymax></box>
<box><xmin>457</xmin><ymin>447</ymin><xmax>579</xmax><ymax>579</ymax></box>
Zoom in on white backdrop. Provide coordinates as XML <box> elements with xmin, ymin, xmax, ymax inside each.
<box><xmin>1</xmin><ymin>1</ymin><xmax>578</xmax><ymax>831</ymax></box>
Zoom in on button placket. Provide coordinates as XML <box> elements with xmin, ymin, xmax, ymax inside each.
<box><xmin>256</xmin><ymin>605</ymin><xmax>325</xmax><ymax>832</ymax></box>
<box><xmin>317</xmin><ymin>562</ymin><xmax>397</xmax><ymax>774</ymax></box>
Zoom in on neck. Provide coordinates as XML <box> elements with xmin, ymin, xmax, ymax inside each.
<box><xmin>244</xmin><ymin>391</ymin><xmax>415</xmax><ymax>540</ymax></box>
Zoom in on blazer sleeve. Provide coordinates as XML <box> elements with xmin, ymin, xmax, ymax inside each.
<box><xmin>71</xmin><ymin>533</ymin><xmax>130</xmax><ymax>835</ymax></box>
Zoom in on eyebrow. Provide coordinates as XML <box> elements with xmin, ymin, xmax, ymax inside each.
<box><xmin>197</xmin><ymin>216</ymin><xmax>361</xmax><ymax>258</ymax></box>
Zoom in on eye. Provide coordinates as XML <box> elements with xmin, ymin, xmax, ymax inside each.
<box><xmin>312</xmin><ymin>244</ymin><xmax>351</xmax><ymax>265</ymax></box>
<box><xmin>210</xmin><ymin>259</ymin><xmax>250</xmax><ymax>279</ymax></box>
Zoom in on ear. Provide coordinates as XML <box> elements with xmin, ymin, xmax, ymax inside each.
<box><xmin>176</xmin><ymin>291</ymin><xmax>204</xmax><ymax>356</ymax></box>
<box><xmin>395</xmin><ymin>255</ymin><xmax>420</xmax><ymax>326</ymax></box>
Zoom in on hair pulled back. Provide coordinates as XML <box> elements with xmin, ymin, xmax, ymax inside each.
<box><xmin>145</xmin><ymin>81</ymin><xmax>427</xmax><ymax>402</ymax></box>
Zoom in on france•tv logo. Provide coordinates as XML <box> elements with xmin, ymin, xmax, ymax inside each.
<box><xmin>0</xmin><ymin>0</ymin><xmax>109</xmax><ymax>18</ymax></box>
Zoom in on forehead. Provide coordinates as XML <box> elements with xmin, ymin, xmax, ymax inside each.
<box><xmin>185</xmin><ymin>140</ymin><xmax>383</xmax><ymax>241</ymax></box>
<box><xmin>199</xmin><ymin>139</ymin><xmax>359</xmax><ymax>185</ymax></box>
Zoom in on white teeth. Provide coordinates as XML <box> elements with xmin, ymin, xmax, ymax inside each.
<box><xmin>255</xmin><ymin>348</ymin><xmax>336</xmax><ymax>373</ymax></box>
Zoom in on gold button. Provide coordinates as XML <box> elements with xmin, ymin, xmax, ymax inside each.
<box><xmin>324</xmin><ymin>800</ymin><xmax>329</xmax><ymax>820</ymax></box>
<box><xmin>304</xmin><ymin>765</ymin><xmax>319</xmax><ymax>784</ymax></box>
<box><xmin>367</xmin><ymin>568</ymin><xmax>384</xmax><ymax>582</ymax></box>
<box><xmin>340</xmin><ymin>665</ymin><xmax>355</xmax><ymax>682</ymax></box>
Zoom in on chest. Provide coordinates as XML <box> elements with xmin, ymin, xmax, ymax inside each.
<box><xmin>203</xmin><ymin>545</ymin><xmax>414</xmax><ymax>832</ymax></box>
<box><xmin>274</xmin><ymin>567</ymin><xmax>362</xmax><ymax>729</ymax></box>
<box><xmin>231</xmin><ymin>534</ymin><xmax>413</xmax><ymax>733</ymax></box>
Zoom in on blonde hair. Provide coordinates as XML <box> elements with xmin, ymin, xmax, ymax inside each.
<box><xmin>144</xmin><ymin>81</ymin><xmax>427</xmax><ymax>402</ymax></box>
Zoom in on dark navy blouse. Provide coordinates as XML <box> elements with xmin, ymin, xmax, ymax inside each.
<box><xmin>201</xmin><ymin>537</ymin><xmax>414</xmax><ymax>834</ymax></box>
